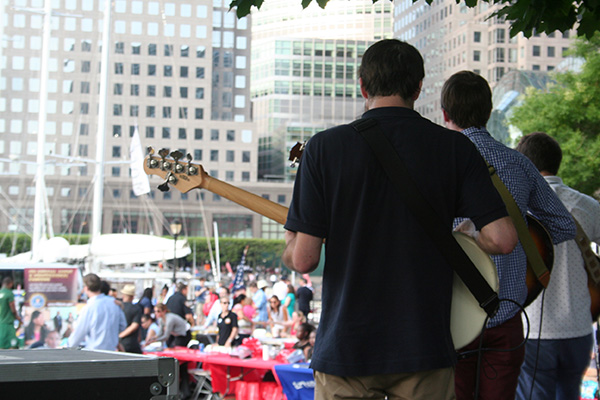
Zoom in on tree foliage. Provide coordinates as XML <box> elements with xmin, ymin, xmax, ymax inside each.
<box><xmin>508</xmin><ymin>34</ymin><xmax>600</xmax><ymax>197</ymax></box>
<box><xmin>187</xmin><ymin>236</ymin><xmax>286</xmax><ymax>271</ymax></box>
<box><xmin>228</xmin><ymin>0</ymin><xmax>600</xmax><ymax>38</ymax></box>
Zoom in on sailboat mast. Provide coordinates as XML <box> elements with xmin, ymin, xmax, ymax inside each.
<box><xmin>31</xmin><ymin>0</ymin><xmax>52</xmax><ymax>262</ymax></box>
<box><xmin>91</xmin><ymin>0</ymin><xmax>112</xmax><ymax>242</ymax></box>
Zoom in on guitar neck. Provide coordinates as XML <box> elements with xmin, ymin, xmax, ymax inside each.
<box><xmin>201</xmin><ymin>173</ymin><xmax>289</xmax><ymax>225</ymax></box>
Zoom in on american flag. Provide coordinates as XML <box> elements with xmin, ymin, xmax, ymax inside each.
<box><xmin>231</xmin><ymin>245</ymin><xmax>249</xmax><ymax>291</ymax></box>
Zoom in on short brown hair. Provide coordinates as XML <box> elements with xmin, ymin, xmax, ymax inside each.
<box><xmin>176</xmin><ymin>282</ymin><xmax>188</xmax><ymax>292</ymax></box>
<box><xmin>516</xmin><ymin>132</ymin><xmax>562</xmax><ymax>175</ymax></box>
<box><xmin>83</xmin><ymin>274</ymin><xmax>101</xmax><ymax>293</ymax></box>
<box><xmin>441</xmin><ymin>71</ymin><xmax>492</xmax><ymax>129</ymax></box>
<box><xmin>358</xmin><ymin>39</ymin><xmax>424</xmax><ymax>101</ymax></box>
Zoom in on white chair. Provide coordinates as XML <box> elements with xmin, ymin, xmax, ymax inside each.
<box><xmin>189</xmin><ymin>368</ymin><xmax>214</xmax><ymax>400</ymax></box>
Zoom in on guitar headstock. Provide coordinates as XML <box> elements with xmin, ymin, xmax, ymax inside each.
<box><xmin>289</xmin><ymin>141</ymin><xmax>306</xmax><ymax>167</ymax></box>
<box><xmin>143</xmin><ymin>147</ymin><xmax>207</xmax><ymax>193</ymax></box>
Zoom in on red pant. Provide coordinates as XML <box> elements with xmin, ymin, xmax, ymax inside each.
<box><xmin>455</xmin><ymin>313</ymin><xmax>525</xmax><ymax>400</ymax></box>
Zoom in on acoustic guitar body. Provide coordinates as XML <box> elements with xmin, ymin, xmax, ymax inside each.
<box><xmin>588</xmin><ymin>263</ymin><xmax>600</xmax><ymax>321</ymax></box>
<box><xmin>523</xmin><ymin>215</ymin><xmax>554</xmax><ymax>308</ymax></box>
<box><xmin>523</xmin><ymin>216</ymin><xmax>600</xmax><ymax>321</ymax></box>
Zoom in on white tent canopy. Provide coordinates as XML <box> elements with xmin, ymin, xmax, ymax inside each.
<box><xmin>0</xmin><ymin>234</ymin><xmax>191</xmax><ymax>266</ymax></box>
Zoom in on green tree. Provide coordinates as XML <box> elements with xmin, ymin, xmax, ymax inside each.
<box><xmin>508</xmin><ymin>34</ymin><xmax>600</xmax><ymax>197</ymax></box>
<box><xmin>228</xmin><ymin>0</ymin><xmax>600</xmax><ymax>38</ymax></box>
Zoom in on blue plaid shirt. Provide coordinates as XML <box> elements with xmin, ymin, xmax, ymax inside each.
<box><xmin>458</xmin><ymin>127</ymin><xmax>576</xmax><ymax>327</ymax></box>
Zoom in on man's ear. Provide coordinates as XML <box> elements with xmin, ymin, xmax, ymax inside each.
<box><xmin>359</xmin><ymin>77</ymin><xmax>368</xmax><ymax>99</ymax></box>
<box><xmin>442</xmin><ymin>108</ymin><xmax>450</xmax><ymax>123</ymax></box>
<box><xmin>412</xmin><ymin>80</ymin><xmax>423</xmax><ymax>101</ymax></box>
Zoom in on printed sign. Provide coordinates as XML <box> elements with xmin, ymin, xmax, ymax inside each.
<box><xmin>25</xmin><ymin>268</ymin><xmax>79</xmax><ymax>306</ymax></box>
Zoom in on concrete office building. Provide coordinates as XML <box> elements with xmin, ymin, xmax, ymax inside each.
<box><xmin>393</xmin><ymin>0</ymin><xmax>575</xmax><ymax>126</ymax></box>
<box><xmin>0</xmin><ymin>0</ymin><xmax>291</xmax><ymax>243</ymax></box>
<box><xmin>250</xmin><ymin>0</ymin><xmax>394</xmax><ymax>181</ymax></box>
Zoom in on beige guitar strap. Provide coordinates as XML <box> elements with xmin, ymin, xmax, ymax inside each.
<box><xmin>486</xmin><ymin>163</ymin><xmax>550</xmax><ymax>288</ymax></box>
<box><xmin>572</xmin><ymin>217</ymin><xmax>600</xmax><ymax>286</ymax></box>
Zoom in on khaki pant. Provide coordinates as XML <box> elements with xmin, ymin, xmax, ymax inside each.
<box><xmin>315</xmin><ymin>367</ymin><xmax>456</xmax><ymax>400</ymax></box>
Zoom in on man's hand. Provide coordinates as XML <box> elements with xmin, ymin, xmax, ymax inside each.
<box><xmin>454</xmin><ymin>219</ymin><xmax>480</xmax><ymax>241</ymax></box>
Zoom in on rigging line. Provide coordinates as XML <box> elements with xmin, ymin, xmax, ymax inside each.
<box><xmin>197</xmin><ymin>191</ymin><xmax>216</xmax><ymax>274</ymax></box>
<box><xmin>0</xmin><ymin>190</ymin><xmax>34</xmax><ymax>233</ymax></box>
<box><xmin>140</xmin><ymin>194</ymin><xmax>157</xmax><ymax>235</ymax></box>
<box><xmin>142</xmin><ymin>191</ymin><xmax>174</xmax><ymax>236</ymax></box>
<box><xmin>178</xmin><ymin>193</ymin><xmax>187</xmax><ymax>237</ymax></box>
<box><xmin>59</xmin><ymin>179</ymin><xmax>94</xmax><ymax>238</ymax></box>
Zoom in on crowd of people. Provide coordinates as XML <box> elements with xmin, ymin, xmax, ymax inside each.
<box><xmin>0</xmin><ymin>270</ymin><xmax>318</xmax><ymax>364</ymax></box>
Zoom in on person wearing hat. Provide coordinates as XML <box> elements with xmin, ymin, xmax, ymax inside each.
<box><xmin>118</xmin><ymin>284</ymin><xmax>143</xmax><ymax>353</ymax></box>
<box><xmin>249</xmin><ymin>280</ymin><xmax>269</xmax><ymax>327</ymax></box>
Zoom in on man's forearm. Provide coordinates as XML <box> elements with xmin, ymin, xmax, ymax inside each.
<box><xmin>119</xmin><ymin>322</ymin><xmax>139</xmax><ymax>338</ymax></box>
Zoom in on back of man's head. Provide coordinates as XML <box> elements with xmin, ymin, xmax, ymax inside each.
<box><xmin>359</xmin><ymin>39</ymin><xmax>424</xmax><ymax>101</ymax></box>
<box><xmin>176</xmin><ymin>282</ymin><xmax>188</xmax><ymax>292</ymax></box>
<box><xmin>516</xmin><ymin>132</ymin><xmax>562</xmax><ymax>175</ymax></box>
<box><xmin>99</xmin><ymin>280</ymin><xmax>110</xmax><ymax>295</ymax></box>
<box><xmin>441</xmin><ymin>71</ymin><xmax>492</xmax><ymax>129</ymax></box>
<box><xmin>84</xmin><ymin>274</ymin><xmax>102</xmax><ymax>293</ymax></box>
<box><xmin>2</xmin><ymin>276</ymin><xmax>13</xmax><ymax>288</ymax></box>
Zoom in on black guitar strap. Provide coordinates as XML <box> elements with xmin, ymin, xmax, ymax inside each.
<box><xmin>351</xmin><ymin>118</ymin><xmax>499</xmax><ymax>318</ymax></box>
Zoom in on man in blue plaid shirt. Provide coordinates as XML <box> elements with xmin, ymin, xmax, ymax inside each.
<box><xmin>441</xmin><ymin>71</ymin><xmax>576</xmax><ymax>400</ymax></box>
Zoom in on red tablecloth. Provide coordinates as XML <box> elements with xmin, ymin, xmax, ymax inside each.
<box><xmin>146</xmin><ymin>348</ymin><xmax>286</xmax><ymax>399</ymax></box>
<box><xmin>148</xmin><ymin>347</ymin><xmax>208</xmax><ymax>363</ymax></box>
<box><xmin>201</xmin><ymin>353</ymin><xmax>282</xmax><ymax>395</ymax></box>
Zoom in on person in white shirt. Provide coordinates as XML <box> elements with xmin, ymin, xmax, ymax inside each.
<box><xmin>515</xmin><ymin>132</ymin><xmax>600</xmax><ymax>400</ymax></box>
<box><xmin>272</xmin><ymin>275</ymin><xmax>289</xmax><ymax>303</ymax></box>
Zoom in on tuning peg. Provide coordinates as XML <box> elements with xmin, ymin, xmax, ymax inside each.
<box><xmin>289</xmin><ymin>141</ymin><xmax>306</xmax><ymax>167</ymax></box>
<box><xmin>157</xmin><ymin>181</ymin><xmax>170</xmax><ymax>192</ymax></box>
<box><xmin>158</xmin><ymin>148</ymin><xmax>171</xmax><ymax>171</ymax></box>
<box><xmin>158</xmin><ymin>148</ymin><xmax>170</xmax><ymax>158</ymax></box>
<box><xmin>146</xmin><ymin>146</ymin><xmax>159</xmax><ymax>169</ymax></box>
<box><xmin>171</xmin><ymin>150</ymin><xmax>184</xmax><ymax>173</ymax></box>
<box><xmin>185</xmin><ymin>153</ymin><xmax>198</xmax><ymax>176</ymax></box>
<box><xmin>170</xmin><ymin>150</ymin><xmax>183</xmax><ymax>161</ymax></box>
<box><xmin>157</xmin><ymin>171</ymin><xmax>178</xmax><ymax>192</ymax></box>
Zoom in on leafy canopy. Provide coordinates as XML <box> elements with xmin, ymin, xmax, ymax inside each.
<box><xmin>228</xmin><ymin>0</ymin><xmax>600</xmax><ymax>38</ymax></box>
<box><xmin>508</xmin><ymin>34</ymin><xmax>600</xmax><ymax>196</ymax></box>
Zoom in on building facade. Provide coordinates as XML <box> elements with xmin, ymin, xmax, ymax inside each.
<box><xmin>393</xmin><ymin>0</ymin><xmax>575</xmax><ymax>126</ymax></box>
<box><xmin>0</xmin><ymin>0</ymin><xmax>291</xmax><ymax>245</ymax></box>
<box><xmin>250</xmin><ymin>0</ymin><xmax>394</xmax><ymax>181</ymax></box>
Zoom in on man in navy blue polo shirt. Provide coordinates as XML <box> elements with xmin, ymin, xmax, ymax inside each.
<box><xmin>283</xmin><ymin>39</ymin><xmax>518</xmax><ymax>400</ymax></box>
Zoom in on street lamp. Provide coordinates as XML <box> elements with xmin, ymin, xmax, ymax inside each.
<box><xmin>170</xmin><ymin>219</ymin><xmax>183</xmax><ymax>283</ymax></box>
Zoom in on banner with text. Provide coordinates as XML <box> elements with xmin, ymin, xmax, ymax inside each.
<box><xmin>25</xmin><ymin>268</ymin><xmax>79</xmax><ymax>307</ymax></box>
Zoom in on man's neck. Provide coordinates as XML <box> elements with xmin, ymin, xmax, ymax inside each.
<box><xmin>365</xmin><ymin>95</ymin><xmax>413</xmax><ymax>111</ymax></box>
